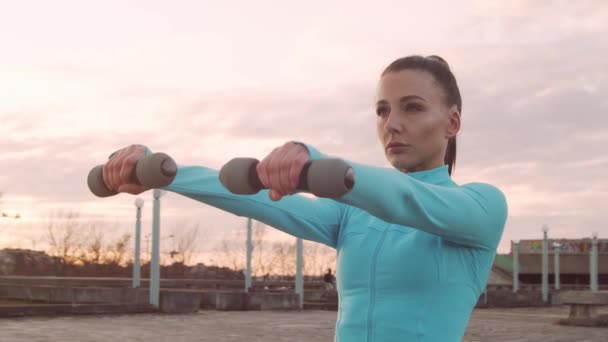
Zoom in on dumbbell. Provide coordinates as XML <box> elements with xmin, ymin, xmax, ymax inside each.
<box><xmin>87</xmin><ymin>152</ymin><xmax>178</xmax><ymax>197</ymax></box>
<box><xmin>219</xmin><ymin>158</ymin><xmax>355</xmax><ymax>198</ymax></box>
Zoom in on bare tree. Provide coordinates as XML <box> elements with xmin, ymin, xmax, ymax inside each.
<box><xmin>172</xmin><ymin>223</ymin><xmax>200</xmax><ymax>265</ymax></box>
<box><xmin>88</xmin><ymin>230</ymin><xmax>104</xmax><ymax>264</ymax></box>
<box><xmin>214</xmin><ymin>221</ymin><xmax>336</xmax><ymax>277</ymax></box>
<box><xmin>45</xmin><ymin>211</ymin><xmax>134</xmax><ymax>268</ymax></box>
<box><xmin>251</xmin><ymin>222</ymin><xmax>280</xmax><ymax>277</ymax></box>
<box><xmin>301</xmin><ymin>240</ymin><xmax>338</xmax><ymax>278</ymax></box>
<box><xmin>75</xmin><ymin>224</ymin><xmax>104</xmax><ymax>265</ymax></box>
<box><xmin>104</xmin><ymin>233</ymin><xmax>131</xmax><ymax>266</ymax></box>
<box><xmin>271</xmin><ymin>240</ymin><xmax>296</xmax><ymax>276</ymax></box>
<box><xmin>303</xmin><ymin>241</ymin><xmax>320</xmax><ymax>276</ymax></box>
<box><xmin>46</xmin><ymin>210</ymin><xmax>85</xmax><ymax>265</ymax></box>
<box><xmin>216</xmin><ymin>230</ymin><xmax>245</xmax><ymax>272</ymax></box>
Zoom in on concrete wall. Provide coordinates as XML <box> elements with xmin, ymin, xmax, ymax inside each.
<box><xmin>212</xmin><ymin>291</ymin><xmax>299</xmax><ymax>311</ymax></box>
<box><xmin>0</xmin><ymin>283</ymin><xmax>299</xmax><ymax>312</ymax></box>
<box><xmin>249</xmin><ymin>292</ymin><xmax>299</xmax><ymax>310</ymax></box>
<box><xmin>476</xmin><ymin>289</ymin><xmax>555</xmax><ymax>308</ymax></box>
<box><xmin>0</xmin><ymin>284</ymin><xmax>147</xmax><ymax>304</ymax></box>
<box><xmin>0</xmin><ymin>304</ymin><xmax>156</xmax><ymax>317</ymax></box>
<box><xmin>0</xmin><ymin>276</ymin><xmax>327</xmax><ymax>291</ymax></box>
<box><xmin>0</xmin><ymin>284</ymin><xmax>200</xmax><ymax>313</ymax></box>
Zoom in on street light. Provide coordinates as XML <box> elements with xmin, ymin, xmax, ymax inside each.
<box><xmin>133</xmin><ymin>198</ymin><xmax>144</xmax><ymax>288</ymax></box>
<box><xmin>591</xmin><ymin>232</ymin><xmax>599</xmax><ymax>292</ymax></box>
<box><xmin>150</xmin><ymin>189</ymin><xmax>168</xmax><ymax>307</ymax></box>
<box><xmin>246</xmin><ymin>218</ymin><xmax>253</xmax><ymax>293</ymax></box>
<box><xmin>553</xmin><ymin>242</ymin><xmax>561</xmax><ymax>291</ymax></box>
<box><xmin>296</xmin><ymin>237</ymin><xmax>304</xmax><ymax>310</ymax></box>
<box><xmin>512</xmin><ymin>240</ymin><xmax>520</xmax><ymax>293</ymax></box>
<box><xmin>542</xmin><ymin>225</ymin><xmax>549</xmax><ymax>303</ymax></box>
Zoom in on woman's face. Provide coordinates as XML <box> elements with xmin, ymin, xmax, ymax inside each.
<box><xmin>376</xmin><ymin>69</ymin><xmax>460</xmax><ymax>173</ymax></box>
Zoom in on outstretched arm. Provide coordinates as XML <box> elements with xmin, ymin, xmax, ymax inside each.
<box><xmin>102</xmin><ymin>144</ymin><xmax>345</xmax><ymax>248</ymax></box>
<box><xmin>303</xmin><ymin>144</ymin><xmax>508</xmax><ymax>250</ymax></box>
<box><xmin>163</xmin><ymin>164</ymin><xmax>346</xmax><ymax>248</ymax></box>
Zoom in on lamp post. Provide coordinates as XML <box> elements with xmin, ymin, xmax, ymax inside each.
<box><xmin>246</xmin><ymin>218</ymin><xmax>252</xmax><ymax>292</ymax></box>
<box><xmin>512</xmin><ymin>240</ymin><xmax>519</xmax><ymax>293</ymax></box>
<box><xmin>296</xmin><ymin>237</ymin><xmax>304</xmax><ymax>310</ymax></box>
<box><xmin>149</xmin><ymin>189</ymin><xmax>166</xmax><ymax>307</ymax></box>
<box><xmin>591</xmin><ymin>232</ymin><xmax>599</xmax><ymax>292</ymax></box>
<box><xmin>542</xmin><ymin>225</ymin><xmax>549</xmax><ymax>303</ymax></box>
<box><xmin>553</xmin><ymin>242</ymin><xmax>561</xmax><ymax>291</ymax></box>
<box><xmin>133</xmin><ymin>197</ymin><xmax>144</xmax><ymax>288</ymax></box>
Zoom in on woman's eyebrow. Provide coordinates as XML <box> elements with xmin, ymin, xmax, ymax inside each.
<box><xmin>399</xmin><ymin>95</ymin><xmax>427</xmax><ymax>103</ymax></box>
<box><xmin>376</xmin><ymin>95</ymin><xmax>427</xmax><ymax>106</ymax></box>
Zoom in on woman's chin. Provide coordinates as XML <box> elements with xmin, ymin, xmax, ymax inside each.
<box><xmin>386</xmin><ymin>156</ymin><xmax>416</xmax><ymax>171</ymax></box>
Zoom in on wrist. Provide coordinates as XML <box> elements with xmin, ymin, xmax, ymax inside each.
<box><xmin>291</xmin><ymin>141</ymin><xmax>325</xmax><ymax>161</ymax></box>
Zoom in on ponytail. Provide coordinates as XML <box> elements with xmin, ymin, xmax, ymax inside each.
<box><xmin>444</xmin><ymin>136</ymin><xmax>457</xmax><ymax>175</ymax></box>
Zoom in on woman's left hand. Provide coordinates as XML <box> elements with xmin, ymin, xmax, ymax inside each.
<box><xmin>256</xmin><ymin>142</ymin><xmax>310</xmax><ymax>201</ymax></box>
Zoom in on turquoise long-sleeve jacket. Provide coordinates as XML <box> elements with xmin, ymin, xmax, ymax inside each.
<box><xmin>161</xmin><ymin>143</ymin><xmax>508</xmax><ymax>342</ymax></box>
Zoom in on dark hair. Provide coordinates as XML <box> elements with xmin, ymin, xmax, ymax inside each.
<box><xmin>381</xmin><ymin>55</ymin><xmax>461</xmax><ymax>175</ymax></box>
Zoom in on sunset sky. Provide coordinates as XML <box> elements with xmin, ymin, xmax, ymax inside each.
<box><xmin>1</xmin><ymin>0</ymin><xmax>607</xmax><ymax>260</ymax></box>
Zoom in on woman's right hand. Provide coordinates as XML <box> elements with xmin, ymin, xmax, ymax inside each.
<box><xmin>102</xmin><ymin>144</ymin><xmax>150</xmax><ymax>195</ymax></box>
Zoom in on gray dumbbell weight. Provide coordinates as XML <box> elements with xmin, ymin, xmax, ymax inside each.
<box><xmin>87</xmin><ymin>152</ymin><xmax>177</xmax><ymax>197</ymax></box>
<box><xmin>219</xmin><ymin>157</ymin><xmax>354</xmax><ymax>198</ymax></box>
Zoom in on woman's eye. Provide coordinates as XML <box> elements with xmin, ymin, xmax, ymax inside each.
<box><xmin>404</xmin><ymin>103</ymin><xmax>422</xmax><ymax>112</ymax></box>
<box><xmin>376</xmin><ymin>106</ymin><xmax>389</xmax><ymax>116</ymax></box>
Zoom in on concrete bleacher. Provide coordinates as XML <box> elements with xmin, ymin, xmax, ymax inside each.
<box><xmin>558</xmin><ymin>290</ymin><xmax>608</xmax><ymax>326</ymax></box>
<box><xmin>0</xmin><ymin>276</ymin><xmax>301</xmax><ymax>315</ymax></box>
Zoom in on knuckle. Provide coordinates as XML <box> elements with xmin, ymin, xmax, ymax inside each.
<box><xmin>124</xmin><ymin>154</ymin><xmax>138</xmax><ymax>166</ymax></box>
<box><xmin>119</xmin><ymin>166</ymin><xmax>130</xmax><ymax>181</ymax></box>
<box><xmin>268</xmin><ymin>162</ymin><xmax>279</xmax><ymax>174</ymax></box>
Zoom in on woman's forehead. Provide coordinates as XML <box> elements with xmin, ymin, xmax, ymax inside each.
<box><xmin>376</xmin><ymin>70</ymin><xmax>441</xmax><ymax>101</ymax></box>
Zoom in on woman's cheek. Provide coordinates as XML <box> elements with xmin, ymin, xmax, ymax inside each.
<box><xmin>412</xmin><ymin>114</ymin><xmax>444</xmax><ymax>143</ymax></box>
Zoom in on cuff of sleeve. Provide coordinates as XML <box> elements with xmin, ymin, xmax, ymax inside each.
<box><xmin>292</xmin><ymin>141</ymin><xmax>326</xmax><ymax>161</ymax></box>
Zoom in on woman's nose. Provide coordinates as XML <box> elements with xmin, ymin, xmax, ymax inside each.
<box><xmin>384</xmin><ymin>113</ymin><xmax>401</xmax><ymax>133</ymax></box>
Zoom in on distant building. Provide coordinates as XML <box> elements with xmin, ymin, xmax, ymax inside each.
<box><xmin>493</xmin><ymin>238</ymin><xmax>608</xmax><ymax>285</ymax></box>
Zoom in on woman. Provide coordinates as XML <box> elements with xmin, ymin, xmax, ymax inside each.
<box><xmin>103</xmin><ymin>55</ymin><xmax>508</xmax><ymax>342</ymax></box>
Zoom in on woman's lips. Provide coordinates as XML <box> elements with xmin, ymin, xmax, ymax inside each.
<box><xmin>386</xmin><ymin>143</ymin><xmax>411</xmax><ymax>153</ymax></box>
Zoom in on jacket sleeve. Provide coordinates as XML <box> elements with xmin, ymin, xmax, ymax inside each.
<box><xmin>301</xmin><ymin>143</ymin><xmax>508</xmax><ymax>250</ymax></box>
<box><xmin>161</xmin><ymin>165</ymin><xmax>345</xmax><ymax>248</ymax></box>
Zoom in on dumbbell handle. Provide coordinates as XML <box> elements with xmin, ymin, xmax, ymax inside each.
<box><xmin>243</xmin><ymin>161</ymin><xmax>312</xmax><ymax>191</ymax></box>
<box><xmin>87</xmin><ymin>152</ymin><xmax>177</xmax><ymax>198</ymax></box>
<box><xmin>219</xmin><ymin>158</ymin><xmax>355</xmax><ymax>198</ymax></box>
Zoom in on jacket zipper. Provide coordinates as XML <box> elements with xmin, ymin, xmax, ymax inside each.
<box><xmin>367</xmin><ymin>229</ymin><xmax>388</xmax><ymax>342</ymax></box>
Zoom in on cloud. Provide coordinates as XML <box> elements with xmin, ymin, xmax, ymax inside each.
<box><xmin>466</xmin><ymin>0</ymin><xmax>608</xmax><ymax>43</ymax></box>
<box><xmin>1</xmin><ymin>0</ymin><xmax>607</xmax><ymax>254</ymax></box>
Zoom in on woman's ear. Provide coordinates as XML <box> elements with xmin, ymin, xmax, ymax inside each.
<box><xmin>446</xmin><ymin>106</ymin><xmax>461</xmax><ymax>139</ymax></box>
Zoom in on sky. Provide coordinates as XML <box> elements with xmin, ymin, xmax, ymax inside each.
<box><xmin>1</xmin><ymin>0</ymin><xmax>607</xmax><ymax>259</ymax></box>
